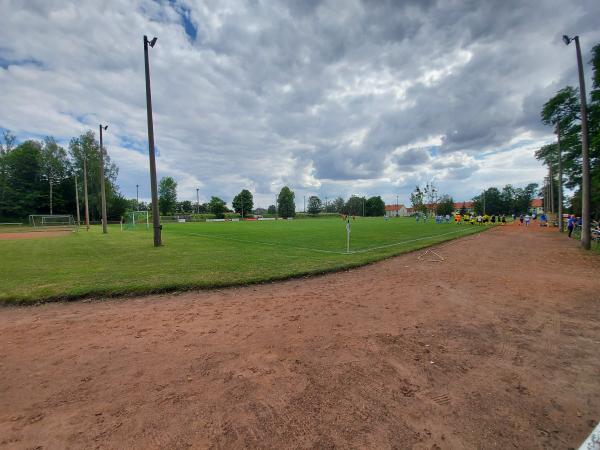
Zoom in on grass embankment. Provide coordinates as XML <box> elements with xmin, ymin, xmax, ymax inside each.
<box><xmin>0</xmin><ymin>217</ymin><xmax>487</xmax><ymax>304</ymax></box>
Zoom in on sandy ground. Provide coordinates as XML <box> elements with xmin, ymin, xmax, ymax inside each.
<box><xmin>0</xmin><ymin>231</ymin><xmax>73</xmax><ymax>240</ymax></box>
<box><xmin>0</xmin><ymin>224</ymin><xmax>599</xmax><ymax>450</ymax></box>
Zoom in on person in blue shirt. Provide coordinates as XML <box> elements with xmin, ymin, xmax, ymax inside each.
<box><xmin>567</xmin><ymin>215</ymin><xmax>576</xmax><ymax>238</ymax></box>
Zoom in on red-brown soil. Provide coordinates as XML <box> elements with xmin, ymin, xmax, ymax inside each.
<box><xmin>0</xmin><ymin>231</ymin><xmax>72</xmax><ymax>240</ymax></box>
<box><xmin>0</xmin><ymin>224</ymin><xmax>599</xmax><ymax>449</ymax></box>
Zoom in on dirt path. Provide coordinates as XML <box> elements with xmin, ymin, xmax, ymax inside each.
<box><xmin>1</xmin><ymin>224</ymin><xmax>599</xmax><ymax>449</ymax></box>
<box><xmin>0</xmin><ymin>230</ymin><xmax>73</xmax><ymax>240</ymax></box>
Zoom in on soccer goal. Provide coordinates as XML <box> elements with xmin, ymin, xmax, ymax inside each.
<box><xmin>123</xmin><ymin>211</ymin><xmax>149</xmax><ymax>230</ymax></box>
<box><xmin>29</xmin><ymin>214</ymin><xmax>77</xmax><ymax>230</ymax></box>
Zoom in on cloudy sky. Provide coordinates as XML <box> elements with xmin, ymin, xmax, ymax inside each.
<box><xmin>1</xmin><ymin>0</ymin><xmax>599</xmax><ymax>209</ymax></box>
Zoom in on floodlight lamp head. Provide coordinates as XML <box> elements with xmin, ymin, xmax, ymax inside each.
<box><xmin>149</xmin><ymin>37</ymin><xmax>157</xmax><ymax>47</ymax></box>
<box><xmin>562</xmin><ymin>35</ymin><xmax>572</xmax><ymax>45</ymax></box>
<box><xmin>102</xmin><ymin>125</ymin><xmax>108</xmax><ymax>130</ymax></box>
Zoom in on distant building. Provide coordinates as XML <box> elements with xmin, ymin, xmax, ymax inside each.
<box><xmin>385</xmin><ymin>204</ymin><xmax>409</xmax><ymax>217</ymax></box>
<box><xmin>453</xmin><ymin>202</ymin><xmax>474</xmax><ymax>213</ymax></box>
<box><xmin>531</xmin><ymin>198</ymin><xmax>544</xmax><ymax>214</ymax></box>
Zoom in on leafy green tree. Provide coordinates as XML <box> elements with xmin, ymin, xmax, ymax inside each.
<box><xmin>514</xmin><ymin>183</ymin><xmax>538</xmax><ymax>214</ymax></box>
<box><xmin>436</xmin><ymin>195</ymin><xmax>454</xmax><ymax>216</ymax></box>
<box><xmin>69</xmin><ymin>131</ymin><xmax>119</xmax><ymax>221</ymax></box>
<box><xmin>208</xmin><ymin>196</ymin><xmax>227</xmax><ymax>218</ymax></box>
<box><xmin>365</xmin><ymin>196</ymin><xmax>385</xmax><ymax>216</ymax></box>
<box><xmin>108</xmin><ymin>193</ymin><xmax>129</xmax><ymax>220</ymax></box>
<box><xmin>277</xmin><ymin>186</ymin><xmax>295</xmax><ymax>218</ymax></box>
<box><xmin>40</xmin><ymin>137</ymin><xmax>69</xmax><ymax>215</ymax></box>
<box><xmin>232</xmin><ymin>189</ymin><xmax>254</xmax><ymax>217</ymax></box>
<box><xmin>473</xmin><ymin>187</ymin><xmax>503</xmax><ymax>215</ymax></box>
<box><xmin>0</xmin><ymin>131</ymin><xmax>17</xmax><ymax>217</ymax></box>
<box><xmin>267</xmin><ymin>204</ymin><xmax>276</xmax><ymax>214</ymax></box>
<box><xmin>179</xmin><ymin>200</ymin><xmax>193</xmax><ymax>213</ymax></box>
<box><xmin>0</xmin><ymin>140</ymin><xmax>45</xmax><ymax>218</ymax></box>
<box><xmin>158</xmin><ymin>177</ymin><xmax>178</xmax><ymax>215</ymax></box>
<box><xmin>307</xmin><ymin>195</ymin><xmax>322</xmax><ymax>215</ymax></box>
<box><xmin>324</xmin><ymin>196</ymin><xmax>344</xmax><ymax>213</ymax></box>
<box><xmin>344</xmin><ymin>195</ymin><xmax>365</xmax><ymax>216</ymax></box>
<box><xmin>410</xmin><ymin>186</ymin><xmax>426</xmax><ymax>215</ymax></box>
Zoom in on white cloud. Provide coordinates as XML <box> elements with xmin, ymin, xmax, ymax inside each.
<box><xmin>0</xmin><ymin>0</ymin><xmax>598</xmax><ymax>208</ymax></box>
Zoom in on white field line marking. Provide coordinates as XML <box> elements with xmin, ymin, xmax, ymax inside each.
<box><xmin>346</xmin><ymin>228</ymin><xmax>476</xmax><ymax>254</ymax></box>
<box><xmin>182</xmin><ymin>227</ymin><xmax>478</xmax><ymax>256</ymax></box>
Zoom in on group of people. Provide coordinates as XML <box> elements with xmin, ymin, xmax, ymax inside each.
<box><xmin>453</xmin><ymin>213</ymin><xmax>507</xmax><ymax>225</ymax></box>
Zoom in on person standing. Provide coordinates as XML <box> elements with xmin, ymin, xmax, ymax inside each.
<box><xmin>567</xmin><ymin>215</ymin><xmax>575</xmax><ymax>238</ymax></box>
<box><xmin>525</xmin><ymin>214</ymin><xmax>531</xmax><ymax>227</ymax></box>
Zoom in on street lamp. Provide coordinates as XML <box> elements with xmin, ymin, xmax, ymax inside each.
<box><xmin>136</xmin><ymin>184</ymin><xmax>139</xmax><ymax>210</ymax></box>
<box><xmin>563</xmin><ymin>34</ymin><xmax>591</xmax><ymax>250</ymax></box>
<box><xmin>99</xmin><ymin>124</ymin><xmax>108</xmax><ymax>234</ymax></box>
<box><xmin>144</xmin><ymin>35</ymin><xmax>161</xmax><ymax>247</ymax></box>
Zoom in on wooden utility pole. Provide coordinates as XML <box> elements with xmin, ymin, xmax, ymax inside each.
<box><xmin>83</xmin><ymin>157</ymin><xmax>90</xmax><ymax>231</ymax></box>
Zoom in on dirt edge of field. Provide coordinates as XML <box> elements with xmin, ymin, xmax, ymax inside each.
<box><xmin>0</xmin><ymin>223</ymin><xmax>598</xmax><ymax>449</ymax></box>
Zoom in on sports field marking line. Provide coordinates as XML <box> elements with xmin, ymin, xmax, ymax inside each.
<box><xmin>347</xmin><ymin>228</ymin><xmax>477</xmax><ymax>254</ymax></box>
<box><xmin>183</xmin><ymin>227</ymin><xmax>478</xmax><ymax>256</ymax></box>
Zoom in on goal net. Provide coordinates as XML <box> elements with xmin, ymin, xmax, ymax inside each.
<box><xmin>29</xmin><ymin>214</ymin><xmax>77</xmax><ymax>230</ymax></box>
<box><xmin>123</xmin><ymin>211</ymin><xmax>149</xmax><ymax>230</ymax></box>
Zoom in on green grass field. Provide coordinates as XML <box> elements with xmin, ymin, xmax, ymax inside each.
<box><xmin>0</xmin><ymin>217</ymin><xmax>487</xmax><ymax>304</ymax></box>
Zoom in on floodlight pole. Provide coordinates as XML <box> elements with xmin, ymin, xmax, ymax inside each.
<box><xmin>556</xmin><ymin>122</ymin><xmax>563</xmax><ymax>232</ymax></box>
<box><xmin>144</xmin><ymin>35</ymin><xmax>161</xmax><ymax>247</ymax></box>
<box><xmin>564</xmin><ymin>35</ymin><xmax>591</xmax><ymax>249</ymax></box>
<box><xmin>136</xmin><ymin>184</ymin><xmax>139</xmax><ymax>210</ymax></box>
<box><xmin>396</xmin><ymin>194</ymin><xmax>399</xmax><ymax>217</ymax></box>
<box><xmin>196</xmin><ymin>188</ymin><xmax>199</xmax><ymax>214</ymax></box>
<box><xmin>74</xmin><ymin>176</ymin><xmax>81</xmax><ymax>226</ymax></box>
<box><xmin>99</xmin><ymin>124</ymin><xmax>108</xmax><ymax>234</ymax></box>
<box><xmin>83</xmin><ymin>156</ymin><xmax>90</xmax><ymax>231</ymax></box>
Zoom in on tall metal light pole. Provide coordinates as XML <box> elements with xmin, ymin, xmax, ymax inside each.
<box><xmin>196</xmin><ymin>188</ymin><xmax>200</xmax><ymax>214</ymax></box>
<box><xmin>144</xmin><ymin>35</ymin><xmax>161</xmax><ymax>247</ymax></box>
<box><xmin>136</xmin><ymin>184</ymin><xmax>139</xmax><ymax>210</ymax></box>
<box><xmin>563</xmin><ymin>34</ymin><xmax>591</xmax><ymax>249</ymax></box>
<box><xmin>556</xmin><ymin>122</ymin><xmax>564</xmax><ymax>232</ymax></box>
<box><xmin>99</xmin><ymin>124</ymin><xmax>108</xmax><ymax>234</ymax></box>
<box><xmin>396</xmin><ymin>194</ymin><xmax>399</xmax><ymax>217</ymax></box>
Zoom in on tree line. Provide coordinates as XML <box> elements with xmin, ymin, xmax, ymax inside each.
<box><xmin>410</xmin><ymin>181</ymin><xmax>539</xmax><ymax>216</ymax></box>
<box><xmin>535</xmin><ymin>42</ymin><xmax>600</xmax><ymax>220</ymax></box>
<box><xmin>154</xmin><ymin>181</ymin><xmax>386</xmax><ymax>219</ymax></box>
<box><xmin>0</xmin><ymin>130</ymin><xmax>129</xmax><ymax>222</ymax></box>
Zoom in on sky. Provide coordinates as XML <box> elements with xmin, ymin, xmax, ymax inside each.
<box><xmin>1</xmin><ymin>0</ymin><xmax>599</xmax><ymax>209</ymax></box>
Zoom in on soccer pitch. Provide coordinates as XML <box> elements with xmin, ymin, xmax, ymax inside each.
<box><xmin>0</xmin><ymin>217</ymin><xmax>485</xmax><ymax>304</ymax></box>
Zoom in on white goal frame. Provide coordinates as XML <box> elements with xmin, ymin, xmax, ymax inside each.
<box><xmin>29</xmin><ymin>214</ymin><xmax>77</xmax><ymax>230</ymax></box>
<box><xmin>123</xmin><ymin>211</ymin><xmax>149</xmax><ymax>230</ymax></box>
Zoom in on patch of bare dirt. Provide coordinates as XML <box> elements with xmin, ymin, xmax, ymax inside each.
<box><xmin>0</xmin><ymin>224</ymin><xmax>599</xmax><ymax>449</ymax></box>
<box><xmin>0</xmin><ymin>230</ymin><xmax>72</xmax><ymax>240</ymax></box>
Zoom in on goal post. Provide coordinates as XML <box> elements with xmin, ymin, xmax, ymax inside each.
<box><xmin>29</xmin><ymin>214</ymin><xmax>77</xmax><ymax>231</ymax></box>
<box><xmin>123</xmin><ymin>211</ymin><xmax>149</xmax><ymax>230</ymax></box>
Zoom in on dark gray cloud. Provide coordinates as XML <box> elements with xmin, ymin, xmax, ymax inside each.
<box><xmin>0</xmin><ymin>0</ymin><xmax>599</xmax><ymax>207</ymax></box>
